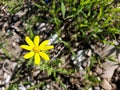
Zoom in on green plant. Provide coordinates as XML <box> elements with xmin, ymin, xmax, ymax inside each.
<box><xmin>40</xmin><ymin>59</ymin><xmax>71</xmax><ymax>78</ymax></box>
<box><xmin>0</xmin><ymin>0</ymin><xmax>24</xmax><ymax>14</ymax></box>
<box><xmin>0</xmin><ymin>0</ymin><xmax>120</xmax><ymax>89</ymax></box>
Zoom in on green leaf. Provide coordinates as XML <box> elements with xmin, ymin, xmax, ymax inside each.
<box><xmin>48</xmin><ymin>67</ymin><xmax>54</xmax><ymax>76</ymax></box>
<box><xmin>97</xmin><ymin>8</ymin><xmax>103</xmax><ymax>20</ymax></box>
<box><xmin>27</xmin><ymin>57</ymin><xmax>33</xmax><ymax>66</ymax></box>
<box><xmin>110</xmin><ymin>8</ymin><xmax>120</xmax><ymax>12</ymax></box>
<box><xmin>109</xmin><ymin>28</ymin><xmax>120</xmax><ymax>34</ymax></box>
<box><xmin>61</xmin><ymin>2</ymin><xmax>66</xmax><ymax>18</ymax></box>
<box><xmin>2</xmin><ymin>48</ymin><xmax>10</xmax><ymax>58</ymax></box>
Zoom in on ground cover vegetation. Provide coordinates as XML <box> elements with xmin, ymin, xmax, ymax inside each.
<box><xmin>0</xmin><ymin>0</ymin><xmax>120</xmax><ymax>90</ymax></box>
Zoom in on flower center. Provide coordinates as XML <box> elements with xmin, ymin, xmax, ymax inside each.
<box><xmin>33</xmin><ymin>46</ymin><xmax>40</xmax><ymax>53</ymax></box>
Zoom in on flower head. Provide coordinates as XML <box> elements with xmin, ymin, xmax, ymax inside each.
<box><xmin>20</xmin><ymin>36</ymin><xmax>54</xmax><ymax>65</ymax></box>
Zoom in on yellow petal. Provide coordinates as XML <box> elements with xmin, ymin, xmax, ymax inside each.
<box><xmin>40</xmin><ymin>46</ymin><xmax>54</xmax><ymax>50</ymax></box>
<box><xmin>34</xmin><ymin>36</ymin><xmax>40</xmax><ymax>46</ymax></box>
<box><xmin>34</xmin><ymin>53</ymin><xmax>40</xmax><ymax>65</ymax></box>
<box><xmin>39</xmin><ymin>52</ymin><xmax>50</xmax><ymax>61</ymax></box>
<box><xmin>20</xmin><ymin>45</ymin><xmax>32</xmax><ymax>50</ymax></box>
<box><xmin>39</xmin><ymin>40</ymin><xmax>49</xmax><ymax>49</ymax></box>
<box><xmin>25</xmin><ymin>36</ymin><xmax>34</xmax><ymax>48</ymax></box>
<box><xmin>24</xmin><ymin>51</ymin><xmax>35</xmax><ymax>59</ymax></box>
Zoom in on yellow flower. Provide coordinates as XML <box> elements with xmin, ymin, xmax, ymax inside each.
<box><xmin>20</xmin><ymin>36</ymin><xmax>54</xmax><ymax>65</ymax></box>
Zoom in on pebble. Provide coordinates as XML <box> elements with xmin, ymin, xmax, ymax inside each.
<box><xmin>49</xmin><ymin>34</ymin><xmax>58</xmax><ymax>44</ymax></box>
<box><xmin>1</xmin><ymin>87</ymin><xmax>5</xmax><ymax>90</ymax></box>
<box><xmin>71</xmin><ymin>49</ymin><xmax>92</xmax><ymax>71</ymax></box>
<box><xmin>85</xmin><ymin>49</ymin><xmax>92</xmax><ymax>57</ymax></box>
<box><xmin>12</xmin><ymin>15</ymin><xmax>20</xmax><ymax>22</ymax></box>
<box><xmin>79</xmin><ymin>66</ymin><xmax>84</xmax><ymax>70</ymax></box>
<box><xmin>100</xmin><ymin>79</ymin><xmax>112</xmax><ymax>90</ymax></box>
<box><xmin>5</xmin><ymin>75</ymin><xmax>11</xmax><ymax>83</ymax></box>
<box><xmin>46</xmin><ymin>84</ymin><xmax>50</xmax><ymax>89</ymax></box>
<box><xmin>19</xmin><ymin>85</ymin><xmax>26</xmax><ymax>90</ymax></box>
<box><xmin>31</xmin><ymin>82</ymin><xmax>35</xmax><ymax>86</ymax></box>
<box><xmin>82</xmin><ymin>60</ymin><xmax>91</xmax><ymax>69</ymax></box>
<box><xmin>73</xmin><ymin>60</ymin><xmax>77</xmax><ymax>65</ymax></box>
<box><xmin>88</xmin><ymin>87</ymin><xmax>92</xmax><ymax>90</ymax></box>
<box><xmin>33</xmin><ymin>70</ymin><xmax>40</xmax><ymax>77</ymax></box>
<box><xmin>26</xmin><ymin>85</ymin><xmax>30</xmax><ymax>89</ymax></box>
<box><xmin>93</xmin><ymin>86</ymin><xmax>101</xmax><ymax>90</ymax></box>
<box><xmin>96</xmin><ymin>67</ymin><xmax>103</xmax><ymax>75</ymax></box>
<box><xmin>82</xmin><ymin>60</ymin><xmax>88</xmax><ymax>68</ymax></box>
<box><xmin>4</xmin><ymin>73</ymin><xmax>8</xmax><ymax>79</ymax></box>
<box><xmin>0</xmin><ymin>81</ymin><xmax>2</xmax><ymax>85</ymax></box>
<box><xmin>38</xmin><ymin>23</ymin><xmax>46</xmax><ymax>31</ymax></box>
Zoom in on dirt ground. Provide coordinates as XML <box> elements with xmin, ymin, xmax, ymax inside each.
<box><xmin>0</xmin><ymin>1</ymin><xmax>120</xmax><ymax>90</ymax></box>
